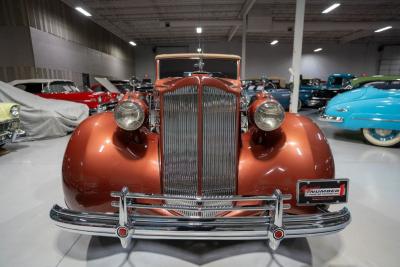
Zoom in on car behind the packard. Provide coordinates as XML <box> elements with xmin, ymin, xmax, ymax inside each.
<box><xmin>50</xmin><ymin>53</ymin><xmax>350</xmax><ymax>250</ymax></box>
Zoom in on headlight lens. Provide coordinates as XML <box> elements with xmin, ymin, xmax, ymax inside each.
<box><xmin>97</xmin><ymin>96</ymin><xmax>102</xmax><ymax>103</ymax></box>
<box><xmin>10</xmin><ymin>105</ymin><xmax>20</xmax><ymax>118</ymax></box>
<box><xmin>254</xmin><ymin>101</ymin><xmax>285</xmax><ymax>131</ymax></box>
<box><xmin>114</xmin><ymin>101</ymin><xmax>145</xmax><ymax>131</ymax></box>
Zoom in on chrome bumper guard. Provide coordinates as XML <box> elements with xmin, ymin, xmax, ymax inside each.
<box><xmin>50</xmin><ymin>187</ymin><xmax>350</xmax><ymax>250</ymax></box>
<box><xmin>319</xmin><ymin>114</ymin><xmax>344</xmax><ymax>123</ymax></box>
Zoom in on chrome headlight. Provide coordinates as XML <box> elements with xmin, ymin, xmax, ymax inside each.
<box><xmin>114</xmin><ymin>101</ymin><xmax>145</xmax><ymax>131</ymax></box>
<box><xmin>97</xmin><ymin>96</ymin><xmax>102</xmax><ymax>103</ymax></box>
<box><xmin>254</xmin><ymin>101</ymin><xmax>285</xmax><ymax>131</ymax></box>
<box><xmin>10</xmin><ymin>105</ymin><xmax>20</xmax><ymax>118</ymax></box>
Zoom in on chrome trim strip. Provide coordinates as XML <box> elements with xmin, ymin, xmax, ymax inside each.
<box><xmin>353</xmin><ymin>117</ymin><xmax>400</xmax><ymax>123</ymax></box>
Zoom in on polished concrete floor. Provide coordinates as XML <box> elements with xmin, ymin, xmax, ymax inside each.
<box><xmin>0</xmin><ymin>109</ymin><xmax>399</xmax><ymax>267</ymax></box>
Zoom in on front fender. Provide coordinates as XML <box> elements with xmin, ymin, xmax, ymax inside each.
<box><xmin>238</xmin><ymin>113</ymin><xmax>334</xmax><ymax>214</ymax></box>
<box><xmin>62</xmin><ymin>112</ymin><xmax>160</xmax><ymax>212</ymax></box>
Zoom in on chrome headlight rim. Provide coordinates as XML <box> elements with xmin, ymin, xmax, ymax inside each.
<box><xmin>254</xmin><ymin>100</ymin><xmax>285</xmax><ymax>131</ymax></box>
<box><xmin>97</xmin><ymin>96</ymin><xmax>102</xmax><ymax>103</ymax></box>
<box><xmin>10</xmin><ymin>105</ymin><xmax>20</xmax><ymax>118</ymax></box>
<box><xmin>114</xmin><ymin>100</ymin><xmax>145</xmax><ymax>131</ymax></box>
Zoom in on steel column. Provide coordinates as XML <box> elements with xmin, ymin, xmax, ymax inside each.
<box><xmin>289</xmin><ymin>0</ymin><xmax>306</xmax><ymax>113</ymax></box>
<box><xmin>241</xmin><ymin>15</ymin><xmax>247</xmax><ymax>80</ymax></box>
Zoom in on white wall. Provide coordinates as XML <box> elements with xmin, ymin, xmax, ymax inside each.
<box><xmin>135</xmin><ymin>42</ymin><xmax>380</xmax><ymax>82</ymax></box>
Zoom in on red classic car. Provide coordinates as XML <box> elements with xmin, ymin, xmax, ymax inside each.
<box><xmin>10</xmin><ymin>79</ymin><xmax>118</xmax><ymax>114</ymax></box>
<box><xmin>50</xmin><ymin>53</ymin><xmax>350</xmax><ymax>250</ymax></box>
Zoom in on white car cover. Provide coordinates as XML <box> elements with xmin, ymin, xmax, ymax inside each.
<box><xmin>0</xmin><ymin>81</ymin><xmax>88</xmax><ymax>141</ymax></box>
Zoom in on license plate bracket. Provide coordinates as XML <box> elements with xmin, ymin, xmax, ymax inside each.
<box><xmin>297</xmin><ymin>179</ymin><xmax>348</xmax><ymax>205</ymax></box>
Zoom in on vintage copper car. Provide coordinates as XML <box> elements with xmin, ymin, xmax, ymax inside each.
<box><xmin>50</xmin><ymin>53</ymin><xmax>351</xmax><ymax>250</ymax></box>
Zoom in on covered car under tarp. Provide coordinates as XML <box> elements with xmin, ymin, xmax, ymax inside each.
<box><xmin>0</xmin><ymin>81</ymin><xmax>88</xmax><ymax>141</ymax></box>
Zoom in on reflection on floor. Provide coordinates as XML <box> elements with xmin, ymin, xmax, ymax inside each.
<box><xmin>0</xmin><ymin>109</ymin><xmax>399</xmax><ymax>267</ymax></box>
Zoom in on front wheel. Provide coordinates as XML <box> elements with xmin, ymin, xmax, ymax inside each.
<box><xmin>362</xmin><ymin>128</ymin><xmax>400</xmax><ymax>147</ymax></box>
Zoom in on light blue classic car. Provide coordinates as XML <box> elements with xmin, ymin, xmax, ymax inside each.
<box><xmin>320</xmin><ymin>84</ymin><xmax>400</xmax><ymax>147</ymax></box>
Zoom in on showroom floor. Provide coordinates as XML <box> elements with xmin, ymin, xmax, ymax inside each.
<box><xmin>0</xmin><ymin>110</ymin><xmax>399</xmax><ymax>267</ymax></box>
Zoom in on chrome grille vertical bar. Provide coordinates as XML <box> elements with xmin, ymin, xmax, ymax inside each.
<box><xmin>162</xmin><ymin>86</ymin><xmax>198</xmax><ymax>195</ymax></box>
<box><xmin>202</xmin><ymin>87</ymin><xmax>238</xmax><ymax>196</ymax></box>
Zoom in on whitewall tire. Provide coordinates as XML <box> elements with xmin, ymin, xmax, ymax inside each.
<box><xmin>362</xmin><ymin>128</ymin><xmax>400</xmax><ymax>147</ymax></box>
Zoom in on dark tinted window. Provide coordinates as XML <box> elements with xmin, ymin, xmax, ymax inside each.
<box><xmin>159</xmin><ymin>58</ymin><xmax>237</xmax><ymax>79</ymax></box>
<box><xmin>92</xmin><ymin>85</ymin><xmax>107</xmax><ymax>92</ymax></box>
<box><xmin>17</xmin><ymin>83</ymin><xmax>43</xmax><ymax>94</ymax></box>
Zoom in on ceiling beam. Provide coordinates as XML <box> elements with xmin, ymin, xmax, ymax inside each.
<box><xmin>227</xmin><ymin>0</ymin><xmax>257</xmax><ymax>41</ymax></box>
<box><xmin>160</xmin><ymin>20</ymin><xmax>242</xmax><ymax>28</ymax></box>
<box><xmin>340</xmin><ymin>30</ymin><xmax>372</xmax><ymax>44</ymax></box>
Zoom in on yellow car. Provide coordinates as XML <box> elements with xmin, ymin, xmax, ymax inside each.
<box><xmin>0</xmin><ymin>103</ymin><xmax>25</xmax><ymax>147</ymax></box>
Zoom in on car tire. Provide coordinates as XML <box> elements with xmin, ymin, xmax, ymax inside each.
<box><xmin>362</xmin><ymin>128</ymin><xmax>400</xmax><ymax>147</ymax></box>
<box><xmin>297</xmin><ymin>100</ymin><xmax>302</xmax><ymax>111</ymax></box>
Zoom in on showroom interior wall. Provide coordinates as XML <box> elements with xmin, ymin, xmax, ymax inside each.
<box><xmin>136</xmin><ymin>41</ymin><xmax>380</xmax><ymax>81</ymax></box>
<box><xmin>0</xmin><ymin>0</ymin><xmax>135</xmax><ymax>86</ymax></box>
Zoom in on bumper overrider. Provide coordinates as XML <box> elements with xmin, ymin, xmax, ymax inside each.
<box><xmin>50</xmin><ymin>185</ymin><xmax>351</xmax><ymax>250</ymax></box>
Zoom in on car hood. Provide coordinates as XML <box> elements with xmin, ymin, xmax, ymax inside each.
<box><xmin>327</xmin><ymin>88</ymin><xmax>368</xmax><ymax>107</ymax></box>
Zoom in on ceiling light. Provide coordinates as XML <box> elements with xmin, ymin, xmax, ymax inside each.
<box><xmin>314</xmin><ymin>48</ymin><xmax>323</xmax><ymax>52</ymax></box>
<box><xmin>270</xmin><ymin>40</ymin><xmax>279</xmax><ymax>45</ymax></box>
<box><xmin>322</xmin><ymin>3</ymin><xmax>340</xmax><ymax>14</ymax></box>
<box><xmin>197</xmin><ymin>48</ymin><xmax>202</xmax><ymax>53</ymax></box>
<box><xmin>196</xmin><ymin>27</ymin><xmax>202</xmax><ymax>34</ymax></box>
<box><xmin>374</xmin><ymin>26</ymin><xmax>392</xmax><ymax>33</ymax></box>
<box><xmin>75</xmin><ymin>7</ymin><xmax>92</xmax><ymax>17</ymax></box>
<box><xmin>129</xmin><ymin>41</ymin><xmax>137</xmax><ymax>46</ymax></box>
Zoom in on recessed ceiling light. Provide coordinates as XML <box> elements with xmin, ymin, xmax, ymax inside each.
<box><xmin>197</xmin><ymin>48</ymin><xmax>202</xmax><ymax>53</ymax></box>
<box><xmin>314</xmin><ymin>48</ymin><xmax>323</xmax><ymax>52</ymax></box>
<box><xmin>129</xmin><ymin>41</ymin><xmax>137</xmax><ymax>46</ymax></box>
<box><xmin>270</xmin><ymin>40</ymin><xmax>279</xmax><ymax>45</ymax></box>
<box><xmin>196</xmin><ymin>27</ymin><xmax>202</xmax><ymax>34</ymax></box>
<box><xmin>322</xmin><ymin>3</ymin><xmax>340</xmax><ymax>14</ymax></box>
<box><xmin>374</xmin><ymin>26</ymin><xmax>392</xmax><ymax>33</ymax></box>
<box><xmin>75</xmin><ymin>7</ymin><xmax>92</xmax><ymax>17</ymax></box>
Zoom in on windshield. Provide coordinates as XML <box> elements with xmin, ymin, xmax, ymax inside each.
<box><xmin>329</xmin><ymin>76</ymin><xmax>353</xmax><ymax>87</ymax></box>
<box><xmin>46</xmin><ymin>81</ymin><xmax>80</xmax><ymax>93</ymax></box>
<box><xmin>159</xmin><ymin>58</ymin><xmax>238</xmax><ymax>79</ymax></box>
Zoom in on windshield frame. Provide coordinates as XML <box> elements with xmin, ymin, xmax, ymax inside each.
<box><xmin>156</xmin><ymin>55</ymin><xmax>241</xmax><ymax>80</ymax></box>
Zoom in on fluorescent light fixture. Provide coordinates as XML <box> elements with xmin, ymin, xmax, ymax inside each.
<box><xmin>314</xmin><ymin>48</ymin><xmax>323</xmax><ymax>52</ymax></box>
<box><xmin>270</xmin><ymin>40</ymin><xmax>279</xmax><ymax>45</ymax></box>
<box><xmin>196</xmin><ymin>27</ymin><xmax>202</xmax><ymax>34</ymax></box>
<box><xmin>322</xmin><ymin>3</ymin><xmax>340</xmax><ymax>14</ymax></box>
<box><xmin>129</xmin><ymin>41</ymin><xmax>137</xmax><ymax>46</ymax></box>
<box><xmin>197</xmin><ymin>48</ymin><xmax>202</xmax><ymax>53</ymax></box>
<box><xmin>374</xmin><ymin>26</ymin><xmax>392</xmax><ymax>33</ymax></box>
<box><xmin>75</xmin><ymin>7</ymin><xmax>92</xmax><ymax>17</ymax></box>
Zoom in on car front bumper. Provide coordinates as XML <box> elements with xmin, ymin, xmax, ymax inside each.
<box><xmin>0</xmin><ymin>119</ymin><xmax>26</xmax><ymax>145</ymax></box>
<box><xmin>89</xmin><ymin>101</ymin><xmax>119</xmax><ymax>115</ymax></box>
<box><xmin>50</xmin><ymin>188</ymin><xmax>351</xmax><ymax>250</ymax></box>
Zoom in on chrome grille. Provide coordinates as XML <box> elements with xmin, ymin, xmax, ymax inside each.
<box><xmin>162</xmin><ymin>84</ymin><xmax>238</xmax><ymax>217</ymax></box>
<box><xmin>162</xmin><ymin>86</ymin><xmax>198</xmax><ymax>196</ymax></box>
<box><xmin>202</xmin><ymin>86</ymin><xmax>237</xmax><ymax>196</ymax></box>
